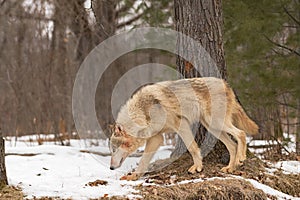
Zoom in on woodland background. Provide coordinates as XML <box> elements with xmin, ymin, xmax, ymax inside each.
<box><xmin>0</xmin><ymin>0</ymin><xmax>299</xmax><ymax>148</ymax></box>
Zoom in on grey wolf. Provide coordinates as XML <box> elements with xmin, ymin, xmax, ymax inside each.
<box><xmin>109</xmin><ymin>77</ymin><xmax>258</xmax><ymax>181</ymax></box>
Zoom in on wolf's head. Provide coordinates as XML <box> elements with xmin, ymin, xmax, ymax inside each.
<box><xmin>109</xmin><ymin>124</ymin><xmax>145</xmax><ymax>170</ymax></box>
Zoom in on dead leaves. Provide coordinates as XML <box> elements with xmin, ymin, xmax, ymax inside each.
<box><xmin>85</xmin><ymin>180</ymin><xmax>108</xmax><ymax>187</ymax></box>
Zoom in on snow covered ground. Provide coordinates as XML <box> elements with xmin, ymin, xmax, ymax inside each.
<box><xmin>247</xmin><ymin>133</ymin><xmax>297</xmax><ymax>156</ymax></box>
<box><xmin>5</xmin><ymin>137</ymin><xmax>171</xmax><ymax>199</ymax></box>
<box><xmin>5</xmin><ymin>135</ymin><xmax>300</xmax><ymax>199</ymax></box>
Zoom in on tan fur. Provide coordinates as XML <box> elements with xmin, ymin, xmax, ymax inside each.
<box><xmin>232</xmin><ymin>104</ymin><xmax>259</xmax><ymax>135</ymax></box>
<box><xmin>109</xmin><ymin>77</ymin><xmax>259</xmax><ymax>180</ymax></box>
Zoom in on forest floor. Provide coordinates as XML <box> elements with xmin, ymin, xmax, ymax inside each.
<box><xmin>2</xmin><ymin>134</ymin><xmax>300</xmax><ymax>200</ymax></box>
<box><xmin>0</xmin><ymin>186</ymin><xmax>23</xmax><ymax>200</ymax></box>
<box><xmin>133</xmin><ymin>152</ymin><xmax>300</xmax><ymax>200</ymax></box>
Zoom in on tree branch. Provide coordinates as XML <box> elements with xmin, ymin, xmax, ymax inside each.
<box><xmin>115</xmin><ymin>0</ymin><xmax>135</xmax><ymax>18</ymax></box>
<box><xmin>0</xmin><ymin>0</ymin><xmax>6</xmax><ymax>7</ymax></box>
<box><xmin>264</xmin><ymin>34</ymin><xmax>300</xmax><ymax>57</ymax></box>
<box><xmin>3</xmin><ymin>13</ymin><xmax>55</xmax><ymax>22</ymax></box>
<box><xmin>117</xmin><ymin>12</ymin><xmax>144</xmax><ymax>29</ymax></box>
<box><xmin>276</xmin><ymin>99</ymin><xmax>298</xmax><ymax>109</ymax></box>
<box><xmin>283</xmin><ymin>6</ymin><xmax>300</xmax><ymax>26</ymax></box>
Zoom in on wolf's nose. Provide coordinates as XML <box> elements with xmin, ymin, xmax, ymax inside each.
<box><xmin>110</xmin><ymin>166</ymin><xmax>115</xmax><ymax>170</ymax></box>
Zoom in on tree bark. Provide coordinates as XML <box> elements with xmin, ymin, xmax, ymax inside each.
<box><xmin>172</xmin><ymin>0</ymin><xmax>229</xmax><ymax>163</ymax></box>
<box><xmin>296</xmin><ymin>99</ymin><xmax>300</xmax><ymax>156</ymax></box>
<box><xmin>0</xmin><ymin>128</ymin><xmax>8</xmax><ymax>189</ymax></box>
<box><xmin>92</xmin><ymin>0</ymin><xmax>120</xmax><ymax>134</ymax></box>
<box><xmin>68</xmin><ymin>0</ymin><xmax>95</xmax><ymax>63</ymax></box>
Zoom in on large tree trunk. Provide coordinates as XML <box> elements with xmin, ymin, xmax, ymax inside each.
<box><xmin>172</xmin><ymin>0</ymin><xmax>229</xmax><ymax>164</ymax></box>
<box><xmin>0</xmin><ymin>129</ymin><xmax>8</xmax><ymax>189</ymax></box>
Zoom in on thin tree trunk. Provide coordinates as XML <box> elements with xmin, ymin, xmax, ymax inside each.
<box><xmin>295</xmin><ymin>0</ymin><xmax>300</xmax><ymax>157</ymax></box>
<box><xmin>296</xmin><ymin>98</ymin><xmax>300</xmax><ymax>156</ymax></box>
<box><xmin>52</xmin><ymin>0</ymin><xmax>69</xmax><ymax>144</ymax></box>
<box><xmin>0</xmin><ymin>128</ymin><xmax>8</xmax><ymax>189</ymax></box>
<box><xmin>92</xmin><ymin>0</ymin><xmax>118</xmax><ymax>132</ymax></box>
<box><xmin>172</xmin><ymin>0</ymin><xmax>229</xmax><ymax>163</ymax></box>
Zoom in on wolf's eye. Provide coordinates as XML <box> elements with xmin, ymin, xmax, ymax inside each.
<box><xmin>109</xmin><ymin>143</ymin><xmax>116</xmax><ymax>153</ymax></box>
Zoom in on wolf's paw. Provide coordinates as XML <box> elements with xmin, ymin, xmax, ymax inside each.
<box><xmin>235</xmin><ymin>157</ymin><xmax>246</xmax><ymax>166</ymax></box>
<box><xmin>221</xmin><ymin>166</ymin><xmax>234</xmax><ymax>173</ymax></box>
<box><xmin>188</xmin><ymin>164</ymin><xmax>203</xmax><ymax>174</ymax></box>
<box><xmin>236</xmin><ymin>160</ymin><xmax>244</xmax><ymax>166</ymax></box>
<box><xmin>239</xmin><ymin>154</ymin><xmax>246</xmax><ymax>162</ymax></box>
<box><xmin>120</xmin><ymin>173</ymin><xmax>139</xmax><ymax>181</ymax></box>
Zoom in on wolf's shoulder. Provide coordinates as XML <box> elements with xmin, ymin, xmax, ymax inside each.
<box><xmin>156</xmin><ymin>77</ymin><xmax>224</xmax><ymax>85</ymax></box>
<box><xmin>150</xmin><ymin>77</ymin><xmax>225</xmax><ymax>89</ymax></box>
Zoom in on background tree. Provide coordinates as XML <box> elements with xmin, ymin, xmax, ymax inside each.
<box><xmin>297</xmin><ymin>99</ymin><xmax>300</xmax><ymax>156</ymax></box>
<box><xmin>0</xmin><ymin>0</ymin><xmax>173</xmax><ymax>138</ymax></box>
<box><xmin>0</xmin><ymin>128</ymin><xmax>8</xmax><ymax>189</ymax></box>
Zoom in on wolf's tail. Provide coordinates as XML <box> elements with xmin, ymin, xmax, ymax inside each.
<box><xmin>232</xmin><ymin>104</ymin><xmax>259</xmax><ymax>135</ymax></box>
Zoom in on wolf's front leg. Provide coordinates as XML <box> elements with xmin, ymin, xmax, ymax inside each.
<box><xmin>120</xmin><ymin>134</ymin><xmax>163</xmax><ymax>181</ymax></box>
<box><xmin>178</xmin><ymin>120</ymin><xmax>203</xmax><ymax>174</ymax></box>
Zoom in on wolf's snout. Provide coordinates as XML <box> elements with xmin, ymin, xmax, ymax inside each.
<box><xmin>110</xmin><ymin>154</ymin><xmax>125</xmax><ymax>170</ymax></box>
<box><xmin>110</xmin><ymin>148</ymin><xmax>129</xmax><ymax>170</ymax></box>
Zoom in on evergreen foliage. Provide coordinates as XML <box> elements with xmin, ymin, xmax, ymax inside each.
<box><xmin>223</xmin><ymin>0</ymin><xmax>300</xmax><ymax>134</ymax></box>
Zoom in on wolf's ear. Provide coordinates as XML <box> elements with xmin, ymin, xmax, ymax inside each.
<box><xmin>108</xmin><ymin>124</ymin><xmax>115</xmax><ymax>135</ymax></box>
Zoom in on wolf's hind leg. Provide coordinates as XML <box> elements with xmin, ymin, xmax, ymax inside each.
<box><xmin>223</xmin><ymin>125</ymin><xmax>247</xmax><ymax>165</ymax></box>
<box><xmin>217</xmin><ymin>132</ymin><xmax>238</xmax><ymax>173</ymax></box>
<box><xmin>177</xmin><ymin>120</ymin><xmax>203</xmax><ymax>174</ymax></box>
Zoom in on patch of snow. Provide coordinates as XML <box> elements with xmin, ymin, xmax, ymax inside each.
<box><xmin>247</xmin><ymin>133</ymin><xmax>297</xmax><ymax>158</ymax></box>
<box><xmin>5</xmin><ymin>140</ymin><xmax>171</xmax><ymax>199</ymax></box>
<box><xmin>272</xmin><ymin>161</ymin><xmax>300</xmax><ymax>174</ymax></box>
<box><xmin>175</xmin><ymin>176</ymin><xmax>228</xmax><ymax>185</ymax></box>
<box><xmin>248</xmin><ymin>139</ymin><xmax>278</xmax><ymax>146</ymax></box>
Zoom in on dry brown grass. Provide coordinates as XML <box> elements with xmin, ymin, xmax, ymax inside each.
<box><xmin>137</xmin><ymin>178</ymin><xmax>267</xmax><ymax>200</ymax></box>
<box><xmin>139</xmin><ymin>152</ymin><xmax>300</xmax><ymax>199</ymax></box>
<box><xmin>0</xmin><ymin>186</ymin><xmax>23</xmax><ymax>200</ymax></box>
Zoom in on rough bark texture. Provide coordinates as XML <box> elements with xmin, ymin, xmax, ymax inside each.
<box><xmin>0</xmin><ymin>129</ymin><xmax>8</xmax><ymax>188</ymax></box>
<box><xmin>92</xmin><ymin>0</ymin><xmax>119</xmax><ymax>135</ymax></box>
<box><xmin>172</xmin><ymin>0</ymin><xmax>229</xmax><ymax>163</ymax></box>
<box><xmin>175</xmin><ymin>0</ymin><xmax>226</xmax><ymax>79</ymax></box>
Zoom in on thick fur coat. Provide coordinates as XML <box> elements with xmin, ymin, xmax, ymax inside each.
<box><xmin>110</xmin><ymin>77</ymin><xmax>258</xmax><ymax>181</ymax></box>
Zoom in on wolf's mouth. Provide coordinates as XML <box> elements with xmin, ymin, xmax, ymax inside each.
<box><xmin>110</xmin><ymin>157</ymin><xmax>124</xmax><ymax>170</ymax></box>
<box><xmin>119</xmin><ymin>157</ymin><xmax>124</xmax><ymax>166</ymax></box>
